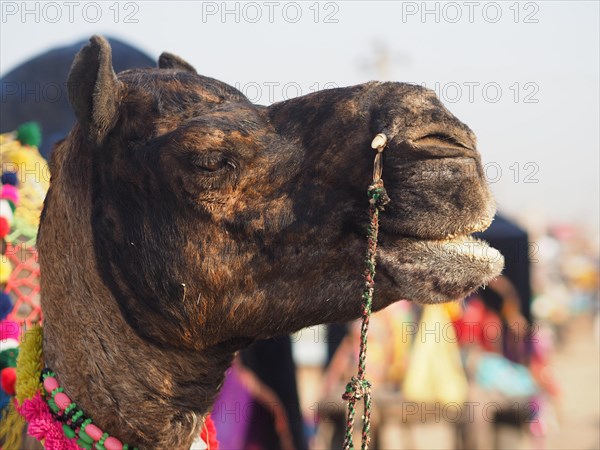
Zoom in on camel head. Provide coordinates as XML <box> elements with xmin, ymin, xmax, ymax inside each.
<box><xmin>40</xmin><ymin>36</ymin><xmax>502</xmax><ymax>353</ymax></box>
<box><xmin>35</xmin><ymin>35</ymin><xmax>505</xmax><ymax>448</ymax></box>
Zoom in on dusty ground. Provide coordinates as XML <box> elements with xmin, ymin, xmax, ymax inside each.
<box><xmin>544</xmin><ymin>315</ymin><xmax>600</xmax><ymax>450</ymax></box>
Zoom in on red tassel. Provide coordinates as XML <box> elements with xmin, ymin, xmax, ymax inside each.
<box><xmin>200</xmin><ymin>414</ymin><xmax>219</xmax><ymax>450</ymax></box>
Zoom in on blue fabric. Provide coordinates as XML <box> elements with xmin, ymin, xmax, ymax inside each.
<box><xmin>476</xmin><ymin>352</ymin><xmax>538</xmax><ymax>397</ymax></box>
<box><xmin>0</xmin><ymin>387</ymin><xmax>9</xmax><ymax>410</ymax></box>
<box><xmin>0</xmin><ymin>292</ymin><xmax>13</xmax><ymax>321</ymax></box>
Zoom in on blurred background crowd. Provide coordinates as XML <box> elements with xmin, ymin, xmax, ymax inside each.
<box><xmin>1</xmin><ymin>2</ymin><xmax>598</xmax><ymax>449</ymax></box>
<box><xmin>290</xmin><ymin>215</ymin><xmax>599</xmax><ymax>449</ymax></box>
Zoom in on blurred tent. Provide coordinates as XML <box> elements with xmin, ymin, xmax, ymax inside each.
<box><xmin>0</xmin><ymin>37</ymin><xmax>155</xmax><ymax>157</ymax></box>
<box><xmin>475</xmin><ymin>213</ymin><xmax>532</xmax><ymax>322</ymax></box>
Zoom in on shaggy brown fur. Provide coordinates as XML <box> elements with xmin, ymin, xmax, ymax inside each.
<box><xmin>37</xmin><ymin>36</ymin><xmax>503</xmax><ymax>448</ymax></box>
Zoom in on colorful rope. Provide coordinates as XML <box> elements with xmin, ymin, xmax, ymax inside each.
<box><xmin>342</xmin><ymin>136</ymin><xmax>390</xmax><ymax>450</ymax></box>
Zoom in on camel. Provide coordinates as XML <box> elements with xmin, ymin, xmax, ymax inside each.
<box><xmin>34</xmin><ymin>35</ymin><xmax>503</xmax><ymax>449</ymax></box>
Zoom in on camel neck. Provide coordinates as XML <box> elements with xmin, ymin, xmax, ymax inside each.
<box><xmin>36</xmin><ymin>144</ymin><xmax>240</xmax><ymax>448</ymax></box>
<box><xmin>42</xmin><ymin>299</ymin><xmax>233</xmax><ymax>449</ymax></box>
<box><xmin>38</xmin><ymin>174</ymin><xmax>234</xmax><ymax>449</ymax></box>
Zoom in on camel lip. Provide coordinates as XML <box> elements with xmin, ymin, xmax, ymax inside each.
<box><xmin>380</xmin><ymin>234</ymin><xmax>502</xmax><ymax>264</ymax></box>
<box><xmin>424</xmin><ymin>235</ymin><xmax>502</xmax><ymax>263</ymax></box>
<box><xmin>377</xmin><ymin>234</ymin><xmax>505</xmax><ymax>302</ymax></box>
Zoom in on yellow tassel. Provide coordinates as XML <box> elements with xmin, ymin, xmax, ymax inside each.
<box><xmin>16</xmin><ymin>324</ymin><xmax>43</xmax><ymax>404</ymax></box>
<box><xmin>0</xmin><ymin>401</ymin><xmax>25</xmax><ymax>450</ymax></box>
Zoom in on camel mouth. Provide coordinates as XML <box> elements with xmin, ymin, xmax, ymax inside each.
<box><xmin>379</xmin><ymin>215</ymin><xmax>494</xmax><ymax>242</ymax></box>
<box><xmin>377</xmin><ymin>233</ymin><xmax>504</xmax><ymax>304</ymax></box>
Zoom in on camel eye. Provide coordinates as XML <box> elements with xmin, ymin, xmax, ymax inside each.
<box><xmin>191</xmin><ymin>152</ymin><xmax>231</xmax><ymax>173</ymax></box>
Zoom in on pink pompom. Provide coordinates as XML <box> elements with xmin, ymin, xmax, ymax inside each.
<box><xmin>17</xmin><ymin>393</ymin><xmax>80</xmax><ymax>450</ymax></box>
<box><xmin>0</xmin><ymin>185</ymin><xmax>19</xmax><ymax>205</ymax></box>
<box><xmin>0</xmin><ymin>319</ymin><xmax>20</xmax><ymax>341</ymax></box>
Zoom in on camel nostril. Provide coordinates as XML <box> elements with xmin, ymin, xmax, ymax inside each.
<box><xmin>415</xmin><ymin>133</ymin><xmax>472</xmax><ymax>150</ymax></box>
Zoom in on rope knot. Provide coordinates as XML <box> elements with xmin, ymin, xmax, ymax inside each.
<box><xmin>342</xmin><ymin>376</ymin><xmax>372</xmax><ymax>402</ymax></box>
<box><xmin>367</xmin><ymin>180</ymin><xmax>390</xmax><ymax>211</ymax></box>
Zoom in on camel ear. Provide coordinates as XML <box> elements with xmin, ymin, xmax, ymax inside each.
<box><xmin>68</xmin><ymin>35</ymin><xmax>120</xmax><ymax>145</ymax></box>
<box><xmin>158</xmin><ymin>52</ymin><xmax>197</xmax><ymax>74</ymax></box>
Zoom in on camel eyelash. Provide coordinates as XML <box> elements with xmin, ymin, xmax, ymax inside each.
<box><xmin>189</xmin><ymin>151</ymin><xmax>238</xmax><ymax>174</ymax></box>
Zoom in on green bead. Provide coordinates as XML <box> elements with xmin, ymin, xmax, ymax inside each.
<box><xmin>96</xmin><ymin>434</ymin><xmax>109</xmax><ymax>450</ymax></box>
<box><xmin>65</xmin><ymin>402</ymin><xmax>77</xmax><ymax>415</ymax></box>
<box><xmin>51</xmin><ymin>387</ymin><xmax>64</xmax><ymax>397</ymax></box>
<box><xmin>79</xmin><ymin>429</ymin><xmax>94</xmax><ymax>444</ymax></box>
<box><xmin>48</xmin><ymin>398</ymin><xmax>60</xmax><ymax>413</ymax></box>
<box><xmin>80</xmin><ymin>418</ymin><xmax>92</xmax><ymax>432</ymax></box>
<box><xmin>77</xmin><ymin>440</ymin><xmax>93</xmax><ymax>449</ymax></box>
<box><xmin>62</xmin><ymin>424</ymin><xmax>76</xmax><ymax>438</ymax></box>
<box><xmin>41</xmin><ymin>370</ymin><xmax>55</xmax><ymax>380</ymax></box>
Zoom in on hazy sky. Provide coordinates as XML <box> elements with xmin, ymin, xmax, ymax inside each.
<box><xmin>1</xmin><ymin>1</ymin><xmax>598</xmax><ymax>228</ymax></box>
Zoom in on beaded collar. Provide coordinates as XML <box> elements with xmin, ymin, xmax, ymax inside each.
<box><xmin>40</xmin><ymin>367</ymin><xmax>136</xmax><ymax>450</ymax></box>
<box><xmin>3</xmin><ymin>325</ymin><xmax>217</xmax><ymax>450</ymax></box>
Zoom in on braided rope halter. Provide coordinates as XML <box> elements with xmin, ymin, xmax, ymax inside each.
<box><xmin>342</xmin><ymin>133</ymin><xmax>390</xmax><ymax>450</ymax></box>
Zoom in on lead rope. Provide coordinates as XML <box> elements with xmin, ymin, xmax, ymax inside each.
<box><xmin>342</xmin><ymin>133</ymin><xmax>390</xmax><ymax>450</ymax></box>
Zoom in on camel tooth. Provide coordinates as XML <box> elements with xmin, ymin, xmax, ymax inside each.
<box><xmin>371</xmin><ymin>133</ymin><xmax>388</xmax><ymax>149</ymax></box>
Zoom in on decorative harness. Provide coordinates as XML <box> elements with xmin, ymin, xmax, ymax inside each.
<box><xmin>1</xmin><ymin>324</ymin><xmax>217</xmax><ymax>450</ymax></box>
